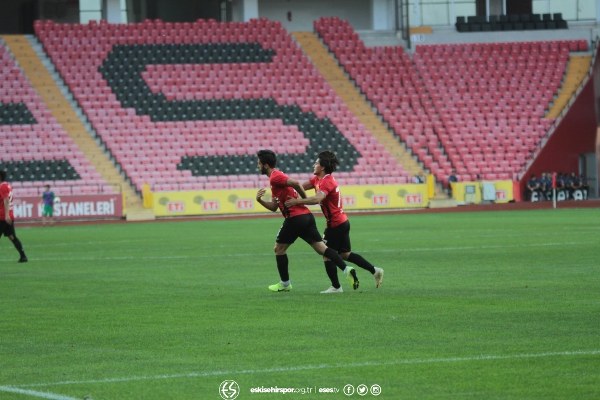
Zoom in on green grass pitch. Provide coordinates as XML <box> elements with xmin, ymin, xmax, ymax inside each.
<box><xmin>1</xmin><ymin>208</ymin><xmax>599</xmax><ymax>399</ymax></box>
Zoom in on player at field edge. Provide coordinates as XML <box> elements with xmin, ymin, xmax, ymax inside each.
<box><xmin>285</xmin><ymin>150</ymin><xmax>384</xmax><ymax>292</ymax></box>
<box><xmin>255</xmin><ymin>149</ymin><xmax>359</xmax><ymax>293</ymax></box>
<box><xmin>0</xmin><ymin>170</ymin><xmax>28</xmax><ymax>263</ymax></box>
<box><xmin>41</xmin><ymin>184</ymin><xmax>55</xmax><ymax>225</ymax></box>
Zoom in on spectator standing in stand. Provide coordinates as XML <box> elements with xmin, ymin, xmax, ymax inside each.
<box><xmin>41</xmin><ymin>184</ymin><xmax>56</xmax><ymax>225</ymax></box>
<box><xmin>539</xmin><ymin>172</ymin><xmax>552</xmax><ymax>200</ymax></box>
<box><xmin>526</xmin><ymin>174</ymin><xmax>540</xmax><ymax>201</ymax></box>
<box><xmin>447</xmin><ymin>170</ymin><xmax>458</xmax><ymax>197</ymax></box>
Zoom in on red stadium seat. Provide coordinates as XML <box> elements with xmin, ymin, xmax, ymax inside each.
<box><xmin>315</xmin><ymin>17</ymin><xmax>578</xmax><ymax>182</ymax></box>
<box><xmin>0</xmin><ymin>43</ymin><xmax>113</xmax><ymax>194</ymax></box>
<box><xmin>35</xmin><ymin>18</ymin><xmax>410</xmax><ymax>191</ymax></box>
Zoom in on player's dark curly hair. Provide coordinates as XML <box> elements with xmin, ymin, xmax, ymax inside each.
<box><xmin>318</xmin><ymin>150</ymin><xmax>339</xmax><ymax>174</ymax></box>
<box><xmin>257</xmin><ymin>149</ymin><xmax>277</xmax><ymax>168</ymax></box>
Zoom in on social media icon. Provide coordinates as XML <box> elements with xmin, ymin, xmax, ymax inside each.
<box><xmin>371</xmin><ymin>384</ymin><xmax>382</xmax><ymax>396</ymax></box>
<box><xmin>343</xmin><ymin>384</ymin><xmax>355</xmax><ymax>396</ymax></box>
<box><xmin>357</xmin><ymin>384</ymin><xmax>368</xmax><ymax>396</ymax></box>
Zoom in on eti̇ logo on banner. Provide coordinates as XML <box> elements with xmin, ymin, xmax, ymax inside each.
<box><xmin>219</xmin><ymin>380</ymin><xmax>240</xmax><ymax>400</ymax></box>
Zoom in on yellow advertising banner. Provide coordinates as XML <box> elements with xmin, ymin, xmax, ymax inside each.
<box><xmin>152</xmin><ymin>184</ymin><xmax>430</xmax><ymax>217</ymax></box>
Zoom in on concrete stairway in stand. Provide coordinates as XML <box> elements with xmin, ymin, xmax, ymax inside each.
<box><xmin>546</xmin><ymin>54</ymin><xmax>592</xmax><ymax>119</ymax></box>
<box><xmin>292</xmin><ymin>32</ymin><xmax>425</xmax><ymax>179</ymax></box>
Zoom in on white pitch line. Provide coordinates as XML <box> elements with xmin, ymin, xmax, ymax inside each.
<box><xmin>13</xmin><ymin>349</ymin><xmax>600</xmax><ymax>389</ymax></box>
<box><xmin>12</xmin><ymin>240</ymin><xmax>599</xmax><ymax>263</ymax></box>
<box><xmin>0</xmin><ymin>386</ymin><xmax>79</xmax><ymax>400</ymax></box>
<box><xmin>390</xmin><ymin>241</ymin><xmax>597</xmax><ymax>253</ymax></box>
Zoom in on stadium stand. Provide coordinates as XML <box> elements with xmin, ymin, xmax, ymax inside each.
<box><xmin>456</xmin><ymin>13</ymin><xmax>568</xmax><ymax>32</ymax></box>
<box><xmin>0</xmin><ymin>42</ymin><xmax>115</xmax><ymax>197</ymax></box>
<box><xmin>291</xmin><ymin>31</ymin><xmax>425</xmax><ymax>180</ymax></box>
<box><xmin>34</xmin><ymin>18</ymin><xmax>411</xmax><ymax>193</ymax></box>
<box><xmin>314</xmin><ymin>17</ymin><xmax>587</xmax><ymax>185</ymax></box>
<box><xmin>413</xmin><ymin>40</ymin><xmax>577</xmax><ymax>181</ymax></box>
<box><xmin>315</xmin><ymin>17</ymin><xmax>457</xmax><ymax>185</ymax></box>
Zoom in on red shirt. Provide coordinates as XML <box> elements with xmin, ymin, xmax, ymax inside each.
<box><xmin>310</xmin><ymin>174</ymin><xmax>348</xmax><ymax>228</ymax></box>
<box><xmin>0</xmin><ymin>181</ymin><xmax>14</xmax><ymax>221</ymax></box>
<box><xmin>269</xmin><ymin>169</ymin><xmax>311</xmax><ymax>218</ymax></box>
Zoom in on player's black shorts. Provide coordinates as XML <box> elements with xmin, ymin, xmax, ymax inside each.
<box><xmin>0</xmin><ymin>220</ymin><xmax>16</xmax><ymax>237</ymax></box>
<box><xmin>323</xmin><ymin>220</ymin><xmax>351</xmax><ymax>253</ymax></box>
<box><xmin>276</xmin><ymin>213</ymin><xmax>323</xmax><ymax>245</ymax></box>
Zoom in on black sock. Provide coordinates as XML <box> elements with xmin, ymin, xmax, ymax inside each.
<box><xmin>324</xmin><ymin>248</ymin><xmax>347</xmax><ymax>270</ymax></box>
<box><xmin>324</xmin><ymin>260</ymin><xmax>340</xmax><ymax>288</ymax></box>
<box><xmin>276</xmin><ymin>254</ymin><xmax>289</xmax><ymax>282</ymax></box>
<box><xmin>11</xmin><ymin>237</ymin><xmax>26</xmax><ymax>257</ymax></box>
<box><xmin>347</xmin><ymin>252</ymin><xmax>375</xmax><ymax>274</ymax></box>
